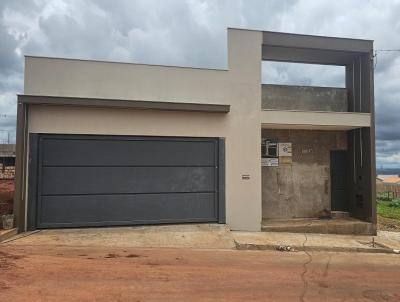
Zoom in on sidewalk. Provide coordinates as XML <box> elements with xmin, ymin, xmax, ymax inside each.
<box><xmin>233</xmin><ymin>231</ymin><xmax>400</xmax><ymax>254</ymax></box>
<box><xmin>3</xmin><ymin>224</ymin><xmax>236</xmax><ymax>249</ymax></box>
<box><xmin>3</xmin><ymin>224</ymin><xmax>400</xmax><ymax>254</ymax></box>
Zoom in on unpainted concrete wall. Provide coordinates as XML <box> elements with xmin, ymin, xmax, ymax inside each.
<box><xmin>262</xmin><ymin>85</ymin><xmax>348</xmax><ymax>112</ymax></box>
<box><xmin>262</xmin><ymin>129</ymin><xmax>347</xmax><ymax>219</ymax></box>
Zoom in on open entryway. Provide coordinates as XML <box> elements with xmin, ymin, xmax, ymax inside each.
<box><xmin>261</xmin><ymin>129</ymin><xmax>373</xmax><ymax>235</ymax></box>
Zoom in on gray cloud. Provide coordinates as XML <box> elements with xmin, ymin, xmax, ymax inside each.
<box><xmin>262</xmin><ymin>62</ymin><xmax>346</xmax><ymax>87</ymax></box>
<box><xmin>0</xmin><ymin>25</ymin><xmax>20</xmax><ymax>74</ymax></box>
<box><xmin>0</xmin><ymin>0</ymin><xmax>400</xmax><ymax>167</ymax></box>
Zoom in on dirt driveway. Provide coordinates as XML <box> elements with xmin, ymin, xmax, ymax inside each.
<box><xmin>1</xmin><ymin>244</ymin><xmax>400</xmax><ymax>302</ymax></box>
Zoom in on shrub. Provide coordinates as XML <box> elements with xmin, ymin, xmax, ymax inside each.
<box><xmin>388</xmin><ymin>200</ymin><xmax>400</xmax><ymax>208</ymax></box>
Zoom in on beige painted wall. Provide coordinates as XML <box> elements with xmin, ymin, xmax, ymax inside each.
<box><xmin>25</xmin><ymin>59</ymin><xmax>228</xmax><ymax>104</ymax></box>
<box><xmin>24</xmin><ymin>29</ymin><xmax>263</xmax><ymax>231</ymax></box>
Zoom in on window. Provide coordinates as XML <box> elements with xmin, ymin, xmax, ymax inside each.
<box><xmin>262</xmin><ymin>139</ymin><xmax>278</xmax><ymax>158</ymax></box>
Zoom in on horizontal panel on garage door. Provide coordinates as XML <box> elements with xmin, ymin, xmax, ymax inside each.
<box><xmin>41</xmin><ymin>137</ymin><xmax>216</xmax><ymax>166</ymax></box>
<box><xmin>39</xmin><ymin>193</ymin><xmax>215</xmax><ymax>227</ymax></box>
<box><xmin>41</xmin><ymin>166</ymin><xmax>215</xmax><ymax>195</ymax></box>
<box><xmin>29</xmin><ymin>134</ymin><xmax>224</xmax><ymax>229</ymax></box>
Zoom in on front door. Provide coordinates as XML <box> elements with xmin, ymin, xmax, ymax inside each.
<box><xmin>330</xmin><ymin>150</ymin><xmax>348</xmax><ymax>211</ymax></box>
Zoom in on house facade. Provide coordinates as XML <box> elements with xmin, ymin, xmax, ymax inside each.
<box><xmin>14</xmin><ymin>28</ymin><xmax>376</xmax><ymax>234</ymax></box>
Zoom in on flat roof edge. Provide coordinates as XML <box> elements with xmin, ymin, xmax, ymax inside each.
<box><xmin>262</xmin><ymin>83</ymin><xmax>347</xmax><ymax>90</ymax></box>
<box><xmin>18</xmin><ymin>95</ymin><xmax>230</xmax><ymax>113</ymax></box>
<box><xmin>262</xmin><ymin>31</ymin><xmax>372</xmax><ymax>53</ymax></box>
<box><xmin>24</xmin><ymin>55</ymin><xmax>228</xmax><ymax>72</ymax></box>
<box><xmin>227</xmin><ymin>27</ymin><xmax>263</xmax><ymax>33</ymax></box>
<box><xmin>227</xmin><ymin>27</ymin><xmax>373</xmax><ymax>42</ymax></box>
<box><xmin>262</xmin><ymin>30</ymin><xmax>373</xmax><ymax>43</ymax></box>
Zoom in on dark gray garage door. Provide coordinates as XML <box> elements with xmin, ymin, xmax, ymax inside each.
<box><xmin>28</xmin><ymin>134</ymin><xmax>224</xmax><ymax>229</ymax></box>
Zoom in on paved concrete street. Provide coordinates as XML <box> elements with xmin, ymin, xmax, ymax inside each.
<box><xmin>1</xmin><ymin>244</ymin><xmax>400</xmax><ymax>302</ymax></box>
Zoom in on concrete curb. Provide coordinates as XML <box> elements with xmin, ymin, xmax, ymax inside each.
<box><xmin>0</xmin><ymin>228</ymin><xmax>18</xmax><ymax>243</ymax></box>
<box><xmin>0</xmin><ymin>230</ymin><xmax>41</xmax><ymax>244</ymax></box>
<box><xmin>234</xmin><ymin>241</ymin><xmax>399</xmax><ymax>254</ymax></box>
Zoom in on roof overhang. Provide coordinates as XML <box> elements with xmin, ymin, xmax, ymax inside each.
<box><xmin>261</xmin><ymin>109</ymin><xmax>371</xmax><ymax>130</ymax></box>
<box><xmin>262</xmin><ymin>31</ymin><xmax>373</xmax><ymax>66</ymax></box>
<box><xmin>18</xmin><ymin>95</ymin><xmax>230</xmax><ymax>113</ymax></box>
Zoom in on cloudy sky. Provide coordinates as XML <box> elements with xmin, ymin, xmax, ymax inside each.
<box><xmin>1</xmin><ymin>0</ymin><xmax>400</xmax><ymax>168</ymax></box>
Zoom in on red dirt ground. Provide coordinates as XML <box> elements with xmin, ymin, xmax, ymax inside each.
<box><xmin>0</xmin><ymin>245</ymin><xmax>399</xmax><ymax>302</ymax></box>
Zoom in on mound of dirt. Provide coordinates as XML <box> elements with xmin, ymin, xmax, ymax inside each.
<box><xmin>378</xmin><ymin>215</ymin><xmax>400</xmax><ymax>232</ymax></box>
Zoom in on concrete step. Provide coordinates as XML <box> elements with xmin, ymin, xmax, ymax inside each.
<box><xmin>331</xmin><ymin>211</ymin><xmax>350</xmax><ymax>218</ymax></box>
<box><xmin>261</xmin><ymin>218</ymin><xmax>375</xmax><ymax>235</ymax></box>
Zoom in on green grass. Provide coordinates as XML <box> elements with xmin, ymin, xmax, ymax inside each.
<box><xmin>377</xmin><ymin>197</ymin><xmax>400</xmax><ymax>221</ymax></box>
